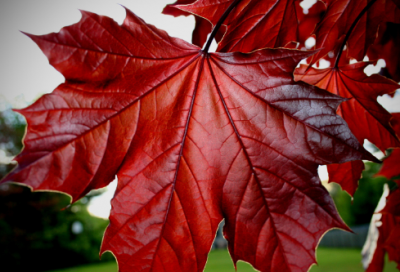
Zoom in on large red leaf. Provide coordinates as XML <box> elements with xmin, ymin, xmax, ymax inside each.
<box><xmin>2</xmin><ymin>8</ymin><xmax>378</xmax><ymax>272</ymax></box>
<box><xmin>295</xmin><ymin>62</ymin><xmax>400</xmax><ymax>195</ymax></box>
<box><xmin>176</xmin><ymin>0</ymin><xmax>300</xmax><ymax>52</ymax></box>
<box><xmin>310</xmin><ymin>0</ymin><xmax>400</xmax><ymax>66</ymax></box>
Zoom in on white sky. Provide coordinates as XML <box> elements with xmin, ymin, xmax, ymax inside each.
<box><xmin>0</xmin><ymin>0</ymin><xmax>399</xmax><ymax>219</ymax></box>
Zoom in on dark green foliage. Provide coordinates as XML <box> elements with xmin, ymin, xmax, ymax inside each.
<box><xmin>0</xmin><ymin>183</ymin><xmax>113</xmax><ymax>271</ymax></box>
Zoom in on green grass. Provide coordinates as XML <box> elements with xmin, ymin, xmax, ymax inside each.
<box><xmin>204</xmin><ymin>249</ymin><xmax>255</xmax><ymax>272</ymax></box>
<box><xmin>309</xmin><ymin>248</ymin><xmax>397</xmax><ymax>272</ymax></box>
<box><xmin>49</xmin><ymin>248</ymin><xmax>398</xmax><ymax>272</ymax></box>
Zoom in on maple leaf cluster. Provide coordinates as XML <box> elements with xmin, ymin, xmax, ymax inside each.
<box><xmin>1</xmin><ymin>0</ymin><xmax>400</xmax><ymax>271</ymax></box>
<box><xmin>368</xmin><ymin>113</ymin><xmax>400</xmax><ymax>271</ymax></box>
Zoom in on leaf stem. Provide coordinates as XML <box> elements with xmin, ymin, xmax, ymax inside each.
<box><xmin>334</xmin><ymin>0</ymin><xmax>378</xmax><ymax>68</ymax></box>
<box><xmin>203</xmin><ymin>0</ymin><xmax>242</xmax><ymax>53</ymax></box>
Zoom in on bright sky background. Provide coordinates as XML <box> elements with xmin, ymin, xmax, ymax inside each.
<box><xmin>0</xmin><ymin>0</ymin><xmax>399</xmax><ymax>219</ymax></box>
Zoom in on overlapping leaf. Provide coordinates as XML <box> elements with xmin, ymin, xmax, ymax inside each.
<box><xmin>377</xmin><ymin>149</ymin><xmax>400</xmax><ymax>181</ymax></box>
<box><xmin>163</xmin><ymin>0</ymin><xmax>196</xmax><ymax>16</ymax></box>
<box><xmin>295</xmin><ymin>62</ymin><xmax>400</xmax><ymax>195</ymax></box>
<box><xmin>1</xmin><ymin>6</ymin><xmax>380</xmax><ymax>272</ymax></box>
<box><xmin>310</xmin><ymin>0</ymin><xmax>400</xmax><ymax>66</ymax></box>
<box><xmin>297</xmin><ymin>0</ymin><xmax>327</xmax><ymax>49</ymax></box>
<box><xmin>326</xmin><ymin>160</ymin><xmax>365</xmax><ymax>196</ymax></box>
<box><xmin>176</xmin><ymin>0</ymin><xmax>300</xmax><ymax>52</ymax></box>
<box><xmin>163</xmin><ymin>0</ymin><xmax>214</xmax><ymax>47</ymax></box>
<box><xmin>368</xmin><ymin>22</ymin><xmax>400</xmax><ymax>83</ymax></box>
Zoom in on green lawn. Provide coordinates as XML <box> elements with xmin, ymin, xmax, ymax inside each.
<box><xmin>49</xmin><ymin>247</ymin><xmax>398</xmax><ymax>272</ymax></box>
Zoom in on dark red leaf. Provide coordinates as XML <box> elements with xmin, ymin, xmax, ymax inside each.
<box><xmin>393</xmin><ymin>0</ymin><xmax>400</xmax><ymax>8</ymax></box>
<box><xmin>177</xmin><ymin>0</ymin><xmax>300</xmax><ymax>52</ymax></box>
<box><xmin>327</xmin><ymin>160</ymin><xmax>365</xmax><ymax>196</ymax></box>
<box><xmin>382</xmin><ymin>188</ymin><xmax>400</xmax><ymax>216</ymax></box>
<box><xmin>2</xmin><ymin>8</ymin><xmax>378</xmax><ymax>272</ymax></box>
<box><xmin>368</xmin><ymin>22</ymin><xmax>400</xmax><ymax>83</ymax></box>
<box><xmin>377</xmin><ymin>149</ymin><xmax>400</xmax><ymax>180</ymax></box>
<box><xmin>384</xmin><ymin>224</ymin><xmax>400</xmax><ymax>269</ymax></box>
<box><xmin>295</xmin><ymin>62</ymin><xmax>400</xmax><ymax>151</ymax></box>
<box><xmin>310</xmin><ymin>0</ymin><xmax>400</xmax><ymax>65</ymax></box>
<box><xmin>192</xmin><ymin>16</ymin><xmax>213</xmax><ymax>48</ymax></box>
<box><xmin>295</xmin><ymin>62</ymin><xmax>400</xmax><ymax>194</ymax></box>
<box><xmin>163</xmin><ymin>0</ymin><xmax>196</xmax><ymax>17</ymax></box>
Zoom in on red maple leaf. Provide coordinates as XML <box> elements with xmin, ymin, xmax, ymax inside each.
<box><xmin>309</xmin><ymin>0</ymin><xmax>400</xmax><ymax>66</ymax></box>
<box><xmin>2</xmin><ymin>6</ymin><xmax>379</xmax><ymax>272</ymax></box>
<box><xmin>176</xmin><ymin>0</ymin><xmax>300</xmax><ymax>53</ymax></box>
<box><xmin>295</xmin><ymin>62</ymin><xmax>400</xmax><ymax>195</ymax></box>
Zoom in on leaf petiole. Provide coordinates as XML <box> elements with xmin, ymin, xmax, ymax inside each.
<box><xmin>334</xmin><ymin>0</ymin><xmax>378</xmax><ymax>68</ymax></box>
<box><xmin>203</xmin><ymin>0</ymin><xmax>242</xmax><ymax>53</ymax></box>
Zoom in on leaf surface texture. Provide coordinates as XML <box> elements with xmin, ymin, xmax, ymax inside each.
<box><xmin>2</xmin><ymin>8</ymin><xmax>379</xmax><ymax>272</ymax></box>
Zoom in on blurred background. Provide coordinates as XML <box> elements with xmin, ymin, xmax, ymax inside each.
<box><xmin>0</xmin><ymin>0</ymin><xmax>399</xmax><ymax>271</ymax></box>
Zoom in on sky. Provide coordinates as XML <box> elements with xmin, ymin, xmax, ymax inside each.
<box><xmin>0</xmin><ymin>0</ymin><xmax>399</xmax><ymax>219</ymax></box>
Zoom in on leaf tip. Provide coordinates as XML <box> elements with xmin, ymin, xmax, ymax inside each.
<box><xmin>20</xmin><ymin>31</ymin><xmax>36</xmax><ymax>40</ymax></box>
<box><xmin>77</xmin><ymin>9</ymin><xmax>95</xmax><ymax>18</ymax></box>
<box><xmin>286</xmin><ymin>48</ymin><xmax>321</xmax><ymax>69</ymax></box>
